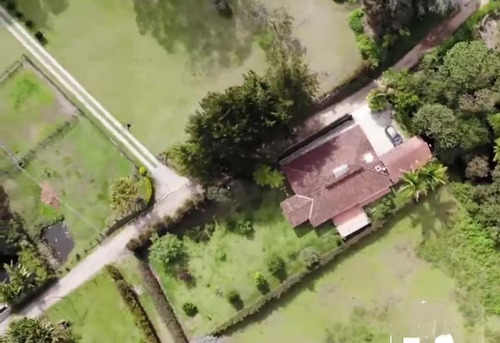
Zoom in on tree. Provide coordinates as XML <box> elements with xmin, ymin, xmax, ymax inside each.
<box><xmin>253</xmin><ymin>165</ymin><xmax>285</xmax><ymax>189</ymax></box>
<box><xmin>149</xmin><ymin>234</ymin><xmax>184</xmax><ymax>266</ymax></box>
<box><xmin>443</xmin><ymin>41</ymin><xmax>500</xmax><ymax>92</ymax></box>
<box><xmin>367</xmin><ymin>88</ymin><xmax>389</xmax><ymax>112</ymax></box>
<box><xmin>0</xmin><ymin>263</ymin><xmax>34</xmax><ymax>303</ymax></box>
<box><xmin>488</xmin><ymin>113</ymin><xmax>500</xmax><ymax>137</ymax></box>
<box><xmin>398</xmin><ymin>169</ymin><xmax>429</xmax><ymax>202</ymax></box>
<box><xmin>5</xmin><ymin>317</ymin><xmax>74</xmax><ymax>343</ymax></box>
<box><xmin>412</xmin><ymin>104</ymin><xmax>462</xmax><ymax>151</ymax></box>
<box><xmin>110</xmin><ymin>176</ymin><xmax>140</xmax><ymax>215</ymax></box>
<box><xmin>266</xmin><ymin>254</ymin><xmax>286</xmax><ymax>277</ymax></box>
<box><xmin>170</xmin><ymin>61</ymin><xmax>317</xmax><ymax>185</ymax></box>
<box><xmin>182</xmin><ymin>302</ymin><xmax>198</xmax><ymax>317</ymax></box>
<box><xmin>465</xmin><ymin>155</ymin><xmax>491</xmax><ymax>181</ymax></box>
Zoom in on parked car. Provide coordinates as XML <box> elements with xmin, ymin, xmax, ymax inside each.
<box><xmin>384</xmin><ymin>125</ymin><xmax>403</xmax><ymax>146</ymax></box>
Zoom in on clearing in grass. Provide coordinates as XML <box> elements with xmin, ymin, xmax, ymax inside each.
<box><xmin>14</xmin><ymin>0</ymin><xmax>362</xmax><ymax>153</ymax></box>
<box><xmin>225</xmin><ymin>191</ymin><xmax>485</xmax><ymax>343</ymax></box>
<box><xmin>150</xmin><ymin>186</ymin><xmax>343</xmax><ymax>337</ymax></box>
<box><xmin>46</xmin><ymin>271</ymin><xmax>144</xmax><ymax>343</ymax></box>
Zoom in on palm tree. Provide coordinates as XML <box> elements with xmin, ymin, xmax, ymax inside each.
<box><xmin>398</xmin><ymin>169</ymin><xmax>428</xmax><ymax>202</ymax></box>
<box><xmin>110</xmin><ymin>176</ymin><xmax>140</xmax><ymax>215</ymax></box>
<box><xmin>422</xmin><ymin>161</ymin><xmax>448</xmax><ymax>191</ymax></box>
<box><xmin>494</xmin><ymin>139</ymin><xmax>500</xmax><ymax>162</ymax></box>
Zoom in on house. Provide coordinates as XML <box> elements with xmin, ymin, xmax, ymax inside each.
<box><xmin>280</xmin><ymin>120</ymin><xmax>432</xmax><ymax>238</ymax></box>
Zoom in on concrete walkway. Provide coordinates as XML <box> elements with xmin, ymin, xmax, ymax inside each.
<box><xmin>300</xmin><ymin>0</ymin><xmax>482</xmax><ymax>138</ymax></box>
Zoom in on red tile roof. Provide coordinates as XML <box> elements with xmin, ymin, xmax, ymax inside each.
<box><xmin>280</xmin><ymin>126</ymin><xmax>432</xmax><ymax>230</ymax></box>
<box><xmin>380</xmin><ymin>137</ymin><xmax>433</xmax><ymax>182</ymax></box>
<box><xmin>280</xmin><ymin>125</ymin><xmax>392</xmax><ymax>228</ymax></box>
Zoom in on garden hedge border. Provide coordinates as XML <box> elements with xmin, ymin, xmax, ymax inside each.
<box><xmin>105</xmin><ymin>265</ymin><xmax>161</xmax><ymax>343</ymax></box>
<box><xmin>137</xmin><ymin>259</ymin><xmax>189</xmax><ymax>343</ymax></box>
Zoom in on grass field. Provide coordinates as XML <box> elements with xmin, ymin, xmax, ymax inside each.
<box><xmin>225</xmin><ymin>191</ymin><xmax>485</xmax><ymax>343</ymax></box>
<box><xmin>150</xmin><ymin>187</ymin><xmax>342</xmax><ymax>336</ymax></box>
<box><xmin>46</xmin><ymin>272</ymin><xmax>144</xmax><ymax>343</ymax></box>
<box><xmin>14</xmin><ymin>0</ymin><xmax>361</xmax><ymax>154</ymax></box>
<box><xmin>0</xmin><ymin>64</ymin><xmax>136</xmax><ymax>265</ymax></box>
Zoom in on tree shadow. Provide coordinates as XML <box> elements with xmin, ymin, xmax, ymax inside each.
<box><xmin>132</xmin><ymin>0</ymin><xmax>266</xmax><ymax>72</ymax></box>
<box><xmin>14</xmin><ymin>0</ymin><xmax>69</xmax><ymax>28</ymax></box>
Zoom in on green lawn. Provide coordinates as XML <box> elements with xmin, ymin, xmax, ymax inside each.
<box><xmin>14</xmin><ymin>0</ymin><xmax>361</xmax><ymax>154</ymax></box>
<box><xmin>225</xmin><ymin>191</ymin><xmax>484</xmax><ymax>343</ymax></box>
<box><xmin>2</xmin><ymin>117</ymin><xmax>135</xmax><ymax>265</ymax></box>
<box><xmin>151</xmin><ymin>187</ymin><xmax>342</xmax><ymax>337</ymax></box>
<box><xmin>46</xmin><ymin>272</ymin><xmax>144</xmax><ymax>343</ymax></box>
<box><xmin>0</xmin><ymin>69</ymin><xmax>69</xmax><ymax>160</ymax></box>
<box><xmin>0</xmin><ymin>64</ymin><xmax>136</xmax><ymax>266</ymax></box>
<box><xmin>0</xmin><ymin>27</ymin><xmax>23</xmax><ymax>71</ymax></box>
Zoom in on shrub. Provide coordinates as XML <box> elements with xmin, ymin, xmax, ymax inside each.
<box><xmin>34</xmin><ymin>31</ymin><xmax>47</xmax><ymax>45</ymax></box>
<box><xmin>186</xmin><ymin>223</ymin><xmax>215</xmax><ymax>243</ymax></box>
<box><xmin>127</xmin><ymin>238</ymin><xmax>142</xmax><ymax>252</ymax></box>
<box><xmin>25</xmin><ymin>20</ymin><xmax>34</xmax><ymax>30</ymax></box>
<box><xmin>266</xmin><ymin>254</ymin><xmax>285</xmax><ymax>277</ymax></box>
<box><xmin>356</xmin><ymin>34</ymin><xmax>381</xmax><ymax>68</ymax></box>
<box><xmin>226</xmin><ymin>289</ymin><xmax>240</xmax><ymax>304</ymax></box>
<box><xmin>182</xmin><ymin>302</ymin><xmax>198</xmax><ymax>317</ymax></box>
<box><xmin>253</xmin><ymin>165</ymin><xmax>284</xmax><ymax>189</ymax></box>
<box><xmin>139</xmin><ymin>166</ymin><xmax>148</xmax><ymax>176</ymax></box>
<box><xmin>6</xmin><ymin>1</ymin><xmax>15</xmax><ymax>11</ymax></box>
<box><xmin>348</xmin><ymin>8</ymin><xmax>364</xmax><ymax>35</ymax></box>
<box><xmin>254</xmin><ymin>272</ymin><xmax>269</xmax><ymax>294</ymax></box>
<box><xmin>488</xmin><ymin>113</ymin><xmax>500</xmax><ymax>137</ymax></box>
<box><xmin>367</xmin><ymin>89</ymin><xmax>389</xmax><ymax>112</ymax></box>
<box><xmin>149</xmin><ymin>233</ymin><xmax>184</xmax><ymax>266</ymax></box>
<box><xmin>300</xmin><ymin>247</ymin><xmax>320</xmax><ymax>269</ymax></box>
<box><xmin>227</xmin><ymin>220</ymin><xmax>254</xmax><ymax>236</ymax></box>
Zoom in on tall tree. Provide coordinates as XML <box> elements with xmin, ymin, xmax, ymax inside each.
<box><xmin>110</xmin><ymin>176</ymin><xmax>140</xmax><ymax>215</ymax></box>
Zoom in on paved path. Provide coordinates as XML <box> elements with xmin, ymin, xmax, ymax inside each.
<box><xmin>0</xmin><ymin>6</ymin><xmax>184</xmax><ymax>199</ymax></box>
<box><xmin>300</xmin><ymin>0</ymin><xmax>482</xmax><ymax>138</ymax></box>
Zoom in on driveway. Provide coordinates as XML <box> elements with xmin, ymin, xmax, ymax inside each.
<box><xmin>351</xmin><ymin>104</ymin><xmax>394</xmax><ymax>156</ymax></box>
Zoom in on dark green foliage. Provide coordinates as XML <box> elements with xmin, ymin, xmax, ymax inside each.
<box><xmin>367</xmin><ymin>88</ymin><xmax>389</xmax><ymax>112</ymax></box>
<box><xmin>182</xmin><ymin>302</ymin><xmax>198</xmax><ymax>317</ymax></box>
<box><xmin>299</xmin><ymin>247</ymin><xmax>320</xmax><ymax>269</ymax></box>
<box><xmin>369</xmin><ymin>195</ymin><xmax>396</xmax><ymax>223</ymax></box>
<box><xmin>106</xmin><ymin>265</ymin><xmax>161</xmax><ymax>343</ymax></box>
<box><xmin>266</xmin><ymin>254</ymin><xmax>286</xmax><ymax>278</ymax></box>
<box><xmin>488</xmin><ymin>113</ymin><xmax>500</xmax><ymax>137</ymax></box>
<box><xmin>355</xmin><ymin>34</ymin><xmax>381</xmax><ymax>68</ymax></box>
<box><xmin>149</xmin><ymin>233</ymin><xmax>184</xmax><ymax>266</ymax></box>
<box><xmin>348</xmin><ymin>8</ymin><xmax>365</xmax><ymax>34</ymax></box>
<box><xmin>227</xmin><ymin>219</ymin><xmax>254</xmax><ymax>236</ymax></box>
<box><xmin>186</xmin><ymin>222</ymin><xmax>215</xmax><ymax>243</ymax></box>
<box><xmin>253</xmin><ymin>165</ymin><xmax>284</xmax><ymax>189</ymax></box>
<box><xmin>465</xmin><ymin>155</ymin><xmax>490</xmax><ymax>181</ymax></box>
<box><xmin>254</xmin><ymin>272</ymin><xmax>269</xmax><ymax>294</ymax></box>
<box><xmin>226</xmin><ymin>289</ymin><xmax>242</xmax><ymax>308</ymax></box>
<box><xmin>167</xmin><ymin>59</ymin><xmax>317</xmax><ymax>185</ymax></box>
<box><xmin>5</xmin><ymin>317</ymin><xmax>75</xmax><ymax>343</ymax></box>
<box><xmin>136</xmin><ymin>260</ymin><xmax>188</xmax><ymax>343</ymax></box>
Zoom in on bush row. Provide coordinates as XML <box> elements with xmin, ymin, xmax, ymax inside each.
<box><xmin>209</xmin><ymin>193</ymin><xmax>412</xmax><ymax>336</ymax></box>
<box><xmin>136</xmin><ymin>260</ymin><xmax>189</xmax><ymax>343</ymax></box>
<box><xmin>0</xmin><ymin>0</ymin><xmax>48</xmax><ymax>45</ymax></box>
<box><xmin>105</xmin><ymin>265</ymin><xmax>161</xmax><ymax>343</ymax></box>
<box><xmin>126</xmin><ymin>194</ymin><xmax>205</xmax><ymax>253</ymax></box>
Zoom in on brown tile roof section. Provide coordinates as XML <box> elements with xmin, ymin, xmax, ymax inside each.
<box><xmin>281</xmin><ymin>125</ymin><xmax>393</xmax><ymax>228</ymax></box>
<box><xmin>380</xmin><ymin>137</ymin><xmax>433</xmax><ymax>182</ymax></box>
<box><xmin>280</xmin><ymin>195</ymin><xmax>312</xmax><ymax>227</ymax></box>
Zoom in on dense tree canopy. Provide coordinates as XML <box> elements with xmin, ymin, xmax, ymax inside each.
<box><xmin>168</xmin><ymin>57</ymin><xmax>317</xmax><ymax>185</ymax></box>
<box><xmin>1</xmin><ymin>317</ymin><xmax>75</xmax><ymax>343</ymax></box>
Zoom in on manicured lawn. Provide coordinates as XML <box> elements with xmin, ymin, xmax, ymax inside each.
<box><xmin>117</xmin><ymin>254</ymin><xmax>176</xmax><ymax>343</ymax></box>
<box><xmin>15</xmin><ymin>0</ymin><xmax>361</xmax><ymax>154</ymax></box>
<box><xmin>151</xmin><ymin>187</ymin><xmax>342</xmax><ymax>337</ymax></box>
<box><xmin>46</xmin><ymin>272</ymin><xmax>144</xmax><ymax>343</ymax></box>
<box><xmin>225</xmin><ymin>191</ymin><xmax>484</xmax><ymax>343</ymax></box>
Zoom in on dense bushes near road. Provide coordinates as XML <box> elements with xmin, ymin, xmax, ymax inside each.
<box><xmin>136</xmin><ymin>260</ymin><xmax>188</xmax><ymax>343</ymax></box>
<box><xmin>105</xmin><ymin>265</ymin><xmax>161</xmax><ymax>343</ymax></box>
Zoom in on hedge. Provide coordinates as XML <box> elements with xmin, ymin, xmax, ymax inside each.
<box><xmin>105</xmin><ymin>265</ymin><xmax>161</xmax><ymax>343</ymax></box>
<box><xmin>136</xmin><ymin>260</ymin><xmax>189</xmax><ymax>343</ymax></box>
<box><xmin>126</xmin><ymin>194</ymin><xmax>205</xmax><ymax>254</ymax></box>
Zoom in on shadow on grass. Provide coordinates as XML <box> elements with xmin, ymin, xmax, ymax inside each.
<box><xmin>221</xmin><ymin>192</ymin><xmax>456</xmax><ymax>336</ymax></box>
<box><xmin>14</xmin><ymin>0</ymin><xmax>68</xmax><ymax>28</ymax></box>
<box><xmin>132</xmin><ymin>0</ymin><xmax>266</xmax><ymax>72</ymax></box>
